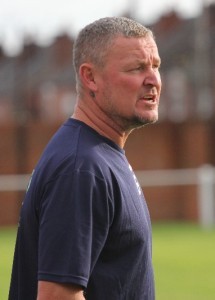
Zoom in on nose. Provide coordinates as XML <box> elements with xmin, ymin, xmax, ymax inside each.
<box><xmin>143</xmin><ymin>68</ymin><xmax>161</xmax><ymax>90</ymax></box>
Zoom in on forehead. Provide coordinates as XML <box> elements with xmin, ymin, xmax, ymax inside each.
<box><xmin>107</xmin><ymin>35</ymin><xmax>160</xmax><ymax>62</ymax></box>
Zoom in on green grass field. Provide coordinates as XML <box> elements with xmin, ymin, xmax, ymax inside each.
<box><xmin>1</xmin><ymin>227</ymin><xmax>16</xmax><ymax>300</ymax></box>
<box><xmin>153</xmin><ymin>223</ymin><xmax>215</xmax><ymax>300</ymax></box>
<box><xmin>1</xmin><ymin>223</ymin><xmax>215</xmax><ymax>300</ymax></box>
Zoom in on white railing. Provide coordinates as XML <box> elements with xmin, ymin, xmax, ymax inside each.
<box><xmin>136</xmin><ymin>165</ymin><xmax>215</xmax><ymax>228</ymax></box>
<box><xmin>0</xmin><ymin>165</ymin><xmax>215</xmax><ymax>228</ymax></box>
<box><xmin>0</xmin><ymin>174</ymin><xmax>30</xmax><ymax>191</ymax></box>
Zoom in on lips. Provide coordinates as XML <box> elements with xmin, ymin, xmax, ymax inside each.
<box><xmin>140</xmin><ymin>94</ymin><xmax>157</xmax><ymax>104</ymax></box>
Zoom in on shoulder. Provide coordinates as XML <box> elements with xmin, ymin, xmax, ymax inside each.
<box><xmin>33</xmin><ymin>118</ymin><xmax>126</xmax><ymax>187</ymax></box>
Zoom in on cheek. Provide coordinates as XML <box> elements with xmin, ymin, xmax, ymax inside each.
<box><xmin>102</xmin><ymin>73</ymin><xmax>140</xmax><ymax>105</ymax></box>
<box><xmin>115</xmin><ymin>77</ymin><xmax>140</xmax><ymax>96</ymax></box>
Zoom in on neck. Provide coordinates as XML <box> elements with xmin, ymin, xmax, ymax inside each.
<box><xmin>72</xmin><ymin>97</ymin><xmax>131</xmax><ymax>148</ymax></box>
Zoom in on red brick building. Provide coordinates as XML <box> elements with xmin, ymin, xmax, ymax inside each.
<box><xmin>0</xmin><ymin>5</ymin><xmax>215</xmax><ymax>225</ymax></box>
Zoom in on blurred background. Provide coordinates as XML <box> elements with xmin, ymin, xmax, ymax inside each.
<box><xmin>1</xmin><ymin>1</ymin><xmax>215</xmax><ymax>299</ymax></box>
<box><xmin>0</xmin><ymin>0</ymin><xmax>215</xmax><ymax>227</ymax></box>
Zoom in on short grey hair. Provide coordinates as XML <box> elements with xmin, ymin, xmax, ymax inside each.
<box><xmin>73</xmin><ymin>17</ymin><xmax>153</xmax><ymax>78</ymax></box>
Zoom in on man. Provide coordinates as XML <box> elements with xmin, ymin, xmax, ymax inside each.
<box><xmin>9</xmin><ymin>17</ymin><xmax>161</xmax><ymax>299</ymax></box>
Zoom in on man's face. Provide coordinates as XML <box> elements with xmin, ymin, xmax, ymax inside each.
<box><xmin>94</xmin><ymin>35</ymin><xmax>162</xmax><ymax>131</ymax></box>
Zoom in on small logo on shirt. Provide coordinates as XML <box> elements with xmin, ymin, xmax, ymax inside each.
<box><xmin>129</xmin><ymin>164</ymin><xmax>142</xmax><ymax>195</ymax></box>
<box><xmin>26</xmin><ymin>169</ymin><xmax>35</xmax><ymax>193</ymax></box>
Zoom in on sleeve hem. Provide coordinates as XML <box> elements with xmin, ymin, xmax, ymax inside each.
<box><xmin>38</xmin><ymin>272</ymin><xmax>88</xmax><ymax>288</ymax></box>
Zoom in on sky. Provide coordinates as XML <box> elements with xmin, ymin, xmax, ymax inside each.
<box><xmin>0</xmin><ymin>0</ymin><xmax>214</xmax><ymax>55</ymax></box>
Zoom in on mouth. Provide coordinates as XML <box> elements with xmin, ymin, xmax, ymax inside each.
<box><xmin>140</xmin><ymin>94</ymin><xmax>158</xmax><ymax>105</ymax></box>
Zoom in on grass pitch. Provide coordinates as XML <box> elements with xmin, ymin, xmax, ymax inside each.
<box><xmin>1</xmin><ymin>227</ymin><xmax>16</xmax><ymax>300</ymax></box>
<box><xmin>1</xmin><ymin>223</ymin><xmax>215</xmax><ymax>300</ymax></box>
<box><xmin>153</xmin><ymin>222</ymin><xmax>215</xmax><ymax>300</ymax></box>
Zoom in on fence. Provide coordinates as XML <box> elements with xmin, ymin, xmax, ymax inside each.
<box><xmin>0</xmin><ymin>165</ymin><xmax>215</xmax><ymax>228</ymax></box>
<box><xmin>136</xmin><ymin>165</ymin><xmax>215</xmax><ymax>228</ymax></box>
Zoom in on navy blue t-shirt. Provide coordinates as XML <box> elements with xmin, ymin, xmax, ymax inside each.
<box><xmin>9</xmin><ymin>118</ymin><xmax>155</xmax><ymax>300</ymax></box>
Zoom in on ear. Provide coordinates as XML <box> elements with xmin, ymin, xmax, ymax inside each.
<box><xmin>79</xmin><ymin>63</ymin><xmax>98</xmax><ymax>92</ymax></box>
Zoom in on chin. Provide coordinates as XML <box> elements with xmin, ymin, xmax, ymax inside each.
<box><xmin>121</xmin><ymin>111</ymin><xmax>159</xmax><ymax>130</ymax></box>
<box><xmin>138</xmin><ymin>112</ymin><xmax>158</xmax><ymax>125</ymax></box>
<box><xmin>124</xmin><ymin>116</ymin><xmax>157</xmax><ymax>131</ymax></box>
<box><xmin>141</xmin><ymin>118</ymin><xmax>158</xmax><ymax>127</ymax></box>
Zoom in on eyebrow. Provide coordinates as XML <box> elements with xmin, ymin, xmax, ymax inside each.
<box><xmin>154</xmin><ymin>59</ymin><xmax>161</xmax><ymax>68</ymax></box>
<box><xmin>155</xmin><ymin>57</ymin><xmax>161</xmax><ymax>65</ymax></box>
<box><xmin>136</xmin><ymin>57</ymin><xmax>161</xmax><ymax>66</ymax></box>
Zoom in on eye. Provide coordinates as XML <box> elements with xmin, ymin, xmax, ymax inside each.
<box><xmin>131</xmin><ymin>64</ymin><xmax>145</xmax><ymax>72</ymax></box>
<box><xmin>153</xmin><ymin>60</ymin><xmax>161</xmax><ymax>70</ymax></box>
<box><xmin>153</xmin><ymin>64</ymin><xmax>160</xmax><ymax>70</ymax></box>
<box><xmin>137</xmin><ymin>65</ymin><xmax>144</xmax><ymax>70</ymax></box>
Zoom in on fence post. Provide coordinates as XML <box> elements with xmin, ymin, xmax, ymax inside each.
<box><xmin>197</xmin><ymin>164</ymin><xmax>215</xmax><ymax>228</ymax></box>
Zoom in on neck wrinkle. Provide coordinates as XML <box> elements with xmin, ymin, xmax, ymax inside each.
<box><xmin>72</xmin><ymin>100</ymin><xmax>129</xmax><ymax>148</ymax></box>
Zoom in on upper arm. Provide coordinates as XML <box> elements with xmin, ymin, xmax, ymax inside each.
<box><xmin>37</xmin><ymin>281</ymin><xmax>85</xmax><ymax>300</ymax></box>
<box><xmin>38</xmin><ymin>172</ymin><xmax>112</xmax><ymax>286</ymax></box>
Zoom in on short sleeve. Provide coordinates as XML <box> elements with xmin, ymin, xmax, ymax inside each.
<box><xmin>38</xmin><ymin>170</ymin><xmax>113</xmax><ymax>288</ymax></box>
